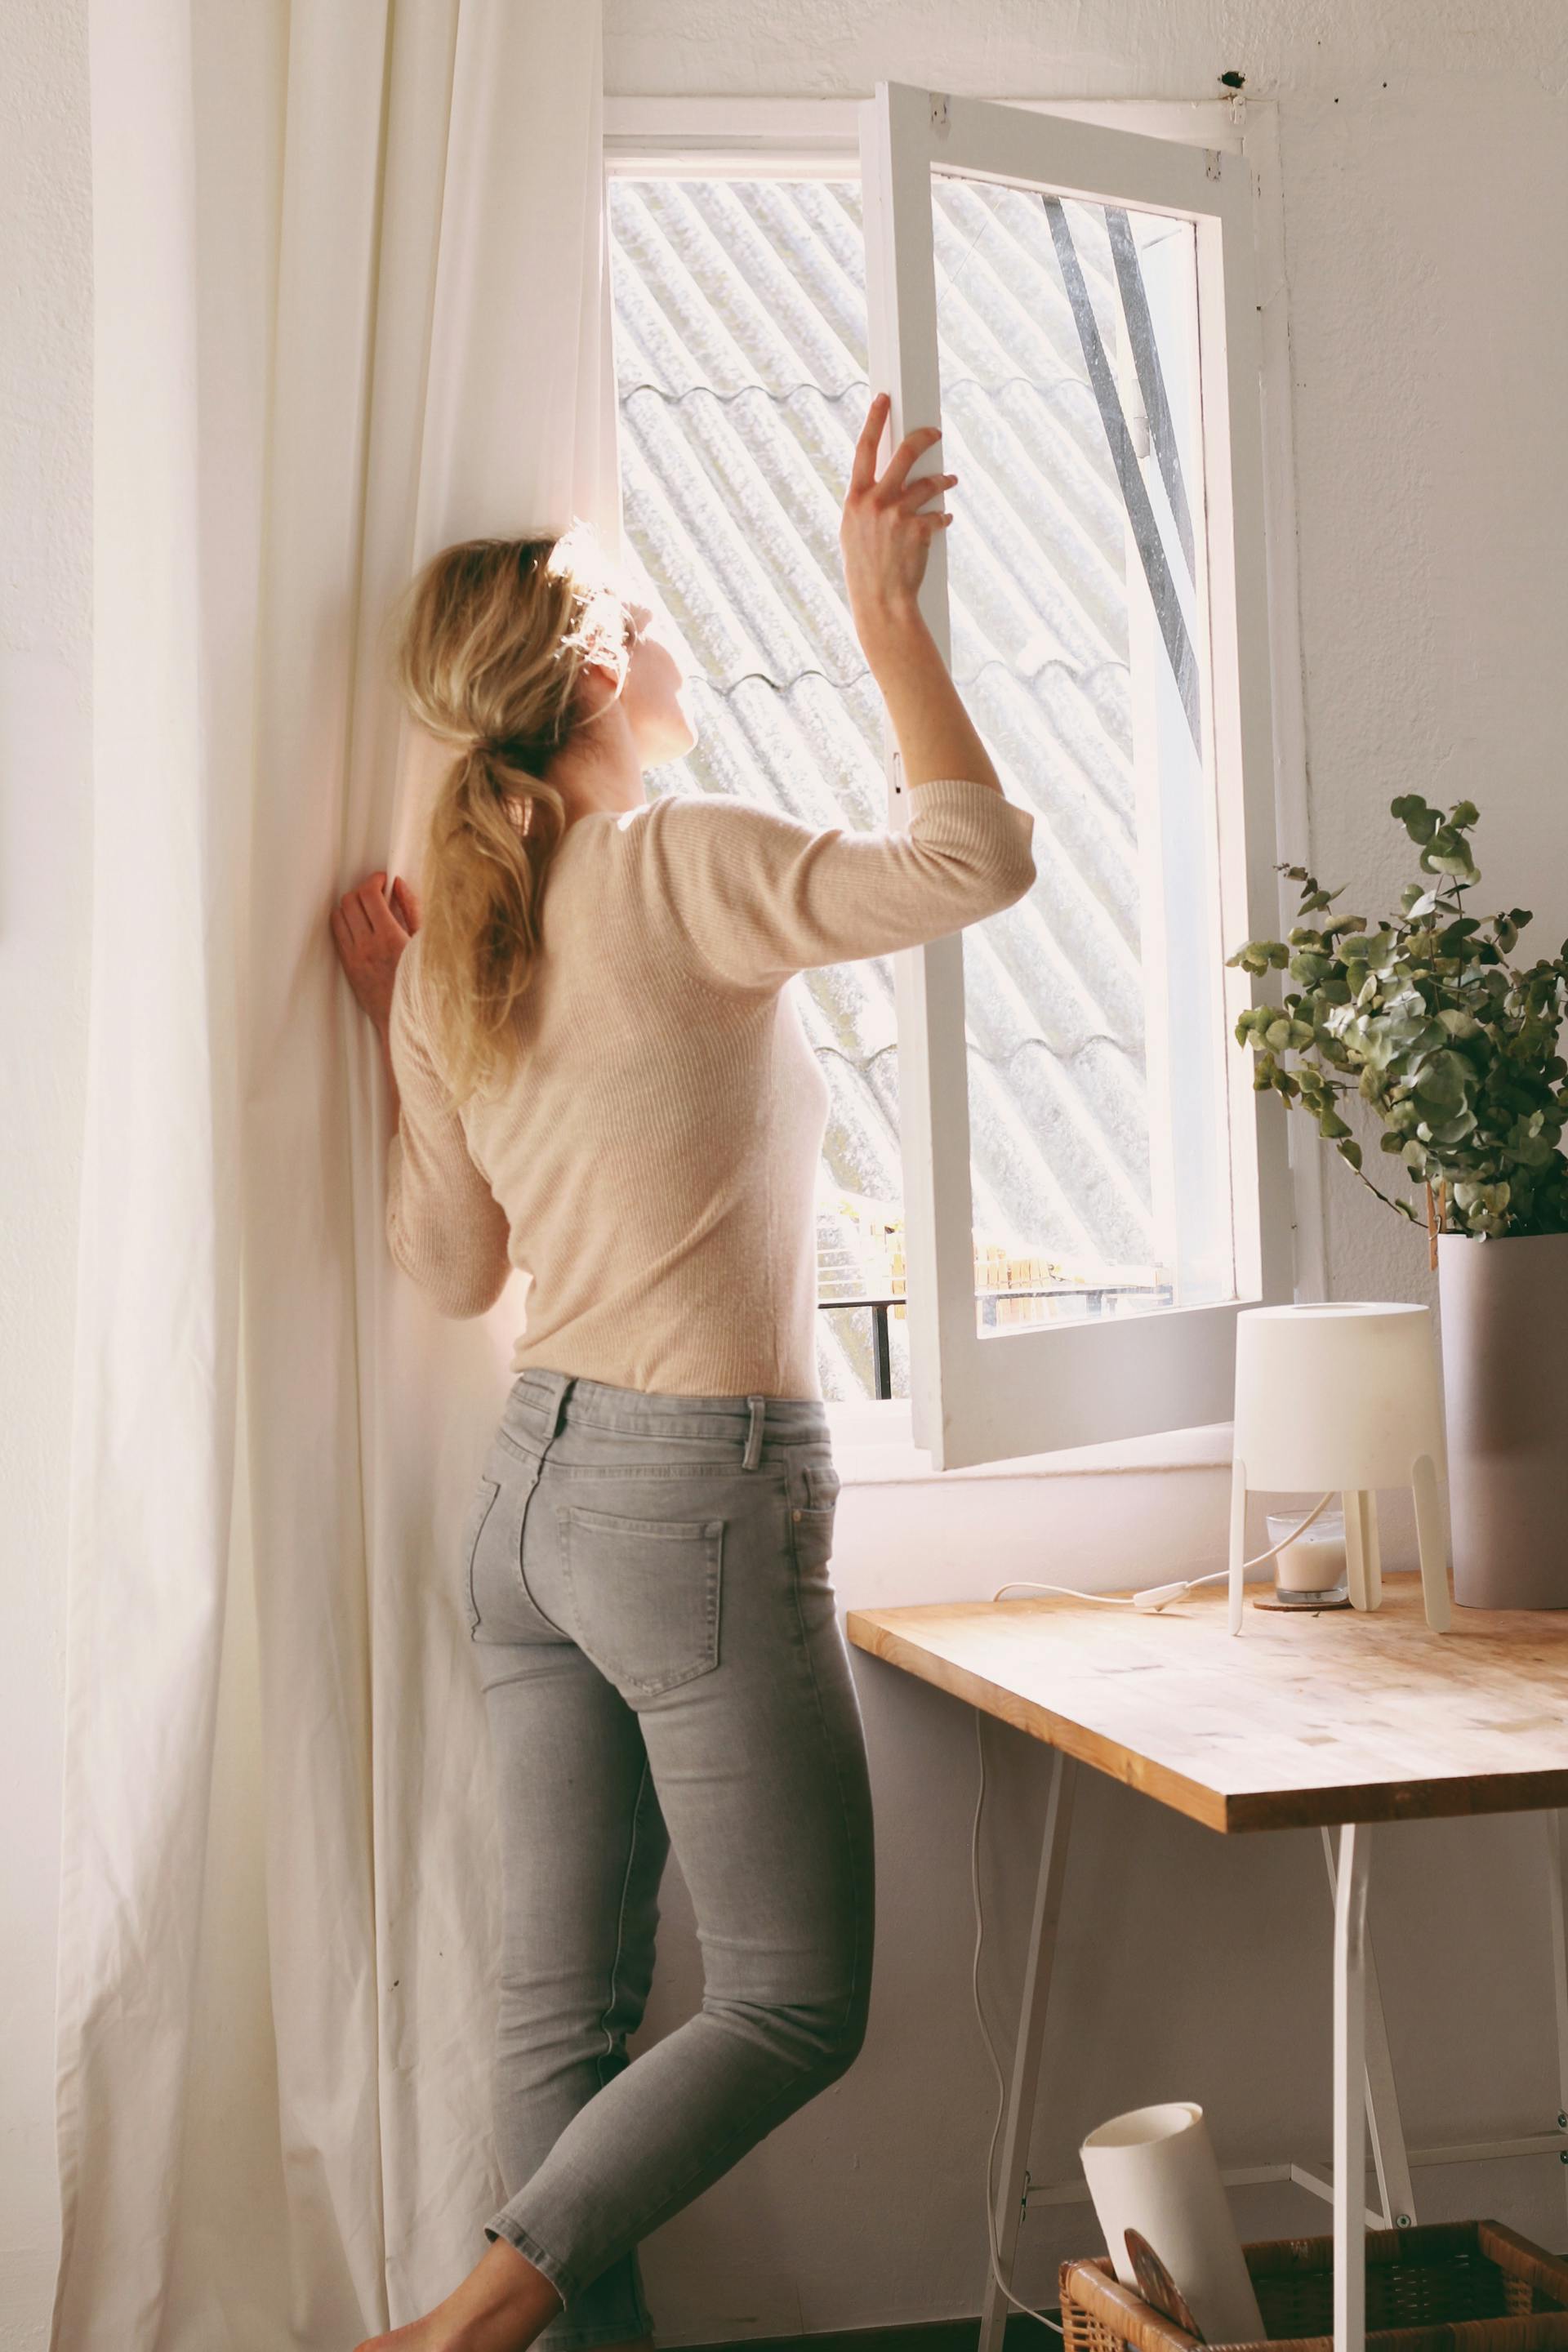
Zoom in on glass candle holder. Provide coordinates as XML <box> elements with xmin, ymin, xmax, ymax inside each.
<box><xmin>1266</xmin><ymin>1506</ymin><xmax>1349</xmax><ymax>1607</ymax></box>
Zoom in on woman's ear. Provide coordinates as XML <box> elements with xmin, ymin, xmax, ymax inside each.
<box><xmin>576</xmin><ymin>653</ymin><xmax>629</xmax><ymax>710</ymax></box>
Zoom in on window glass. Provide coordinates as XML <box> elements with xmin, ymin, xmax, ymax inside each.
<box><xmin>931</xmin><ymin>179</ymin><xmax>1236</xmax><ymax>1336</ymax></box>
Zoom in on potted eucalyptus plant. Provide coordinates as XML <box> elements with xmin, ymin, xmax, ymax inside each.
<box><xmin>1228</xmin><ymin>794</ymin><xmax>1568</xmax><ymax>1610</ymax></box>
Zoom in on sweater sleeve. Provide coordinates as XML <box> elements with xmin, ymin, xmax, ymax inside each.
<box><xmin>648</xmin><ymin>774</ymin><xmax>1036</xmax><ymax>992</ymax></box>
<box><xmin>384</xmin><ymin>942</ymin><xmax>514</xmax><ymax>1319</ymax></box>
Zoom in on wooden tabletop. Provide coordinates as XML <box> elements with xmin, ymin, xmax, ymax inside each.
<box><xmin>845</xmin><ymin>1574</ymin><xmax>1568</xmax><ymax>1833</ymax></box>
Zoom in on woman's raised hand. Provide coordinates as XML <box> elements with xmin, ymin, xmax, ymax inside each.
<box><xmin>330</xmin><ymin>871</ymin><xmax>421</xmax><ymax>1035</ymax></box>
<box><xmin>839</xmin><ymin>390</ymin><xmax>956</xmax><ymax>643</ymax></box>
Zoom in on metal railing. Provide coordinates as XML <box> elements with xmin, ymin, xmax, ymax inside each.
<box><xmin>817</xmin><ymin>1284</ymin><xmax>1174</xmax><ymax>1400</ymax></box>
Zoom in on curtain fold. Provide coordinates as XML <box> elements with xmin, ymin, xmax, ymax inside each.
<box><xmin>56</xmin><ymin>7</ymin><xmax>619</xmax><ymax>2344</ymax></box>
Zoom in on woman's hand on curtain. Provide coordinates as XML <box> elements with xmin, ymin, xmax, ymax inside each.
<box><xmin>331</xmin><ymin>870</ymin><xmax>422</xmax><ymax>1130</ymax></box>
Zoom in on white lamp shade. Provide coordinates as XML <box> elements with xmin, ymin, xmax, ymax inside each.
<box><xmin>1080</xmin><ymin>2101</ymin><xmax>1265</xmax><ymax>2344</ymax></box>
<box><xmin>1233</xmin><ymin>1303</ymin><xmax>1446</xmax><ymax>1490</ymax></box>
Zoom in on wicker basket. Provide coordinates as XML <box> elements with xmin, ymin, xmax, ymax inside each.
<box><xmin>1060</xmin><ymin>2221</ymin><xmax>1568</xmax><ymax>2352</ymax></box>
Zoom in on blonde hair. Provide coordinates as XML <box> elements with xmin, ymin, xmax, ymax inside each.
<box><xmin>390</xmin><ymin>522</ymin><xmax>637</xmax><ymax>1104</ymax></box>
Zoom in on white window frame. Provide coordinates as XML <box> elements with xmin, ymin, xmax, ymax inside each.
<box><xmin>604</xmin><ymin>92</ymin><xmax>1320</xmax><ymax>1474</ymax></box>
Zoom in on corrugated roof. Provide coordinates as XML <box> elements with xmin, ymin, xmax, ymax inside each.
<box><xmin>608</xmin><ymin>175</ymin><xmax>1165</xmax><ymax>1397</ymax></box>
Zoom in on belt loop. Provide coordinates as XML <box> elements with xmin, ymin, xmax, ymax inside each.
<box><xmin>742</xmin><ymin>1395</ymin><xmax>766</xmax><ymax>1470</ymax></box>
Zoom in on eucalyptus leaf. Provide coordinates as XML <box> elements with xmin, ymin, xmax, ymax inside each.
<box><xmin>1413</xmin><ymin>1050</ymin><xmax>1471</xmax><ymax>1109</ymax></box>
<box><xmin>1392</xmin><ymin>798</ymin><xmax>1440</xmax><ymax>844</ymax></box>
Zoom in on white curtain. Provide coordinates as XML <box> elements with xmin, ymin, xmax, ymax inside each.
<box><xmin>55</xmin><ymin>7</ymin><xmax>621</xmax><ymax>2344</ymax></box>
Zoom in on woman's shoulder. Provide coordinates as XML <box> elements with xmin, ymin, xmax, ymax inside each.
<box><xmin>565</xmin><ymin>794</ymin><xmax>827</xmax><ymax>950</ymax></box>
<box><xmin>635</xmin><ymin>787</ymin><xmax>816</xmax><ymax>858</ymax></box>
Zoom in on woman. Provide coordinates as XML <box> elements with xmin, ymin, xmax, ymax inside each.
<box><xmin>330</xmin><ymin>390</ymin><xmax>1036</xmax><ymax>2352</ymax></box>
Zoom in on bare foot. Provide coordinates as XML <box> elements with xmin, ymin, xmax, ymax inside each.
<box><xmin>352</xmin><ymin>2238</ymin><xmax>564</xmax><ymax>2352</ymax></box>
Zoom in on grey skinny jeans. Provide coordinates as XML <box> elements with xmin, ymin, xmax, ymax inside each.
<box><xmin>460</xmin><ymin>1366</ymin><xmax>875</xmax><ymax>2349</ymax></box>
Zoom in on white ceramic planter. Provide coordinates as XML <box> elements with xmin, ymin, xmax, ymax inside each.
<box><xmin>1437</xmin><ymin>1230</ymin><xmax>1568</xmax><ymax>1610</ymax></box>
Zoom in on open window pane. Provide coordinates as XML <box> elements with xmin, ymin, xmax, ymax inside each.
<box><xmin>860</xmin><ymin>84</ymin><xmax>1293</xmax><ymax>1465</ymax></box>
<box><xmin>929</xmin><ymin>180</ymin><xmax>1238</xmax><ymax>1337</ymax></box>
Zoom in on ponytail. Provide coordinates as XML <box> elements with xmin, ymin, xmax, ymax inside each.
<box><xmin>389</xmin><ymin>523</ymin><xmax>634</xmax><ymax>1104</ymax></box>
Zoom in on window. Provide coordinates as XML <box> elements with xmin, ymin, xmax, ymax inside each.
<box><xmin>605</xmin><ymin>89</ymin><xmax>1297</xmax><ymax>1466</ymax></box>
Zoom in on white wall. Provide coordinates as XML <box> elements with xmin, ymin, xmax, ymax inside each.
<box><xmin>6</xmin><ymin>2</ymin><xmax>1568</xmax><ymax>2345</ymax></box>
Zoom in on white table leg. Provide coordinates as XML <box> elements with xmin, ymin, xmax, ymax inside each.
<box><xmin>1546</xmin><ymin>1812</ymin><xmax>1568</xmax><ymax>2234</ymax></box>
<box><xmin>1334</xmin><ymin>1822</ymin><xmax>1371</xmax><ymax>2352</ymax></box>
<box><xmin>1321</xmin><ymin>1826</ymin><xmax>1414</xmax><ymax>2230</ymax></box>
<box><xmin>978</xmin><ymin>1751</ymin><xmax>1078</xmax><ymax>2352</ymax></box>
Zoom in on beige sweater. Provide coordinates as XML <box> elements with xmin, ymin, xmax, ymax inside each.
<box><xmin>386</xmin><ymin>775</ymin><xmax>1037</xmax><ymax>1399</ymax></box>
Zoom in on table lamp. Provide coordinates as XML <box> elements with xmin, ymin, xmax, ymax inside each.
<box><xmin>1080</xmin><ymin>2102</ymin><xmax>1265</xmax><ymax>2344</ymax></box>
<box><xmin>1228</xmin><ymin>1303</ymin><xmax>1451</xmax><ymax>1636</ymax></box>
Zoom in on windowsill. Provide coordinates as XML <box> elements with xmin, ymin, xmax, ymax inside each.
<box><xmin>823</xmin><ymin>1401</ymin><xmax>1234</xmax><ymax>1486</ymax></box>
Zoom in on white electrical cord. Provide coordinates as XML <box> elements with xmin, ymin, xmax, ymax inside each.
<box><xmin>990</xmin><ymin>1489</ymin><xmax>1339</xmax><ymax>1615</ymax></box>
<box><xmin>969</xmin><ymin>1493</ymin><xmax>1338</xmax><ymax>2328</ymax></box>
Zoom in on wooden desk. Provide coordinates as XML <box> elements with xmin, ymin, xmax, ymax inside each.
<box><xmin>846</xmin><ymin>1577</ymin><xmax>1568</xmax><ymax>2352</ymax></box>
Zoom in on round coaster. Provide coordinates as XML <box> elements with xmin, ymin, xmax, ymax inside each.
<box><xmin>1252</xmin><ymin>1591</ymin><xmax>1353</xmax><ymax>1613</ymax></box>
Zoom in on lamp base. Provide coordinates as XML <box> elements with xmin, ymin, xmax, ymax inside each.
<box><xmin>1251</xmin><ymin>1591</ymin><xmax>1353</xmax><ymax>1612</ymax></box>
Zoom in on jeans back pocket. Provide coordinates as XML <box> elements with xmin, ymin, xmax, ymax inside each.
<box><xmin>560</xmin><ymin>1501</ymin><xmax>724</xmax><ymax>1699</ymax></box>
